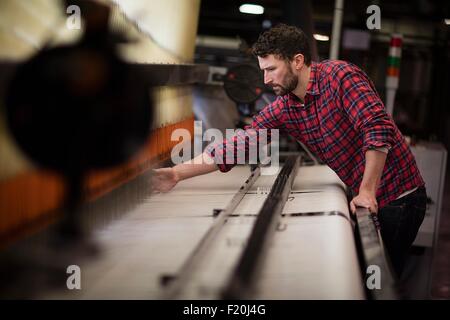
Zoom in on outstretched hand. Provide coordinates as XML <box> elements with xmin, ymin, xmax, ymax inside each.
<box><xmin>151</xmin><ymin>167</ymin><xmax>179</xmax><ymax>193</ymax></box>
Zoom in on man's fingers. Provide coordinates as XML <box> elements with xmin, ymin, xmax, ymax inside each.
<box><xmin>152</xmin><ymin>169</ymin><xmax>164</xmax><ymax>177</ymax></box>
<box><xmin>151</xmin><ymin>184</ymin><xmax>160</xmax><ymax>192</ymax></box>
<box><xmin>351</xmin><ymin>199</ymin><xmax>374</xmax><ymax>212</ymax></box>
<box><xmin>152</xmin><ymin>168</ymin><xmax>169</xmax><ymax>176</ymax></box>
<box><xmin>150</xmin><ymin>168</ymin><xmax>176</xmax><ymax>194</ymax></box>
<box><xmin>351</xmin><ymin>193</ymin><xmax>378</xmax><ymax>215</ymax></box>
<box><xmin>355</xmin><ymin>202</ymin><xmax>377</xmax><ymax>214</ymax></box>
<box><xmin>350</xmin><ymin>200</ymin><xmax>356</xmax><ymax>214</ymax></box>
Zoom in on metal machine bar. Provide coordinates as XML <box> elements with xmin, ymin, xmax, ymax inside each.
<box><xmin>355</xmin><ymin>207</ymin><xmax>399</xmax><ymax>299</ymax></box>
<box><xmin>131</xmin><ymin>63</ymin><xmax>209</xmax><ymax>86</ymax></box>
<box><xmin>162</xmin><ymin>166</ymin><xmax>261</xmax><ymax>299</ymax></box>
<box><xmin>222</xmin><ymin>155</ymin><xmax>301</xmax><ymax>299</ymax></box>
<box><xmin>1</xmin><ymin>62</ymin><xmax>210</xmax><ymax>90</ymax></box>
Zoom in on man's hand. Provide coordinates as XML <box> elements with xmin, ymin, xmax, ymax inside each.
<box><xmin>351</xmin><ymin>149</ymin><xmax>386</xmax><ymax>215</ymax></box>
<box><xmin>350</xmin><ymin>190</ymin><xmax>378</xmax><ymax>214</ymax></box>
<box><xmin>151</xmin><ymin>153</ymin><xmax>219</xmax><ymax>193</ymax></box>
<box><xmin>151</xmin><ymin>167</ymin><xmax>179</xmax><ymax>193</ymax></box>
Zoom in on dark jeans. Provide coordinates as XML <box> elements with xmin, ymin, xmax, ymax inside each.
<box><xmin>378</xmin><ymin>186</ymin><xmax>427</xmax><ymax>277</ymax></box>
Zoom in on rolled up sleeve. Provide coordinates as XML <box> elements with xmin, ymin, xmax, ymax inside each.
<box><xmin>339</xmin><ymin>67</ymin><xmax>396</xmax><ymax>154</ymax></box>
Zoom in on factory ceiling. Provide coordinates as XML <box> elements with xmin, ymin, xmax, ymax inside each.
<box><xmin>197</xmin><ymin>0</ymin><xmax>450</xmax><ymax>44</ymax></box>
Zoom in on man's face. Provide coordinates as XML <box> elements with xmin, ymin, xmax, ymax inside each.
<box><xmin>258</xmin><ymin>54</ymin><xmax>298</xmax><ymax>96</ymax></box>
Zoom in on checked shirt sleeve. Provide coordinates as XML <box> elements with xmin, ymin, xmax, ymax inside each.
<box><xmin>205</xmin><ymin>98</ymin><xmax>285</xmax><ymax>172</ymax></box>
<box><xmin>338</xmin><ymin>64</ymin><xmax>396</xmax><ymax>154</ymax></box>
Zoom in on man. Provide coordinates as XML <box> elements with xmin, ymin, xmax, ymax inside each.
<box><xmin>152</xmin><ymin>24</ymin><xmax>426</xmax><ymax>277</ymax></box>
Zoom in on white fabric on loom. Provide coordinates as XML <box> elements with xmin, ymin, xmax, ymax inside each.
<box><xmin>39</xmin><ymin>165</ymin><xmax>364</xmax><ymax>299</ymax></box>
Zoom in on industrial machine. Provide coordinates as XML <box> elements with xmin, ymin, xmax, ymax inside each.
<box><xmin>0</xmin><ymin>156</ymin><xmax>397</xmax><ymax>299</ymax></box>
<box><xmin>0</xmin><ymin>0</ymin><xmax>403</xmax><ymax>301</ymax></box>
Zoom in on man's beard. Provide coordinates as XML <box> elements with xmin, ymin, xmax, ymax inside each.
<box><xmin>272</xmin><ymin>68</ymin><xmax>298</xmax><ymax>96</ymax></box>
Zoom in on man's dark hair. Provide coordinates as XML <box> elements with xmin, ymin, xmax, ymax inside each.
<box><xmin>252</xmin><ymin>24</ymin><xmax>311</xmax><ymax>65</ymax></box>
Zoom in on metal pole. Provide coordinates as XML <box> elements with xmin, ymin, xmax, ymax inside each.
<box><xmin>329</xmin><ymin>0</ymin><xmax>344</xmax><ymax>60</ymax></box>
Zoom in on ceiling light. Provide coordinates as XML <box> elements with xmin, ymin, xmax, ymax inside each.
<box><xmin>239</xmin><ymin>4</ymin><xmax>264</xmax><ymax>15</ymax></box>
<box><xmin>313</xmin><ymin>34</ymin><xmax>330</xmax><ymax>41</ymax></box>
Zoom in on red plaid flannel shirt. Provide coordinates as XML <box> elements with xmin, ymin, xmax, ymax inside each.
<box><xmin>206</xmin><ymin>60</ymin><xmax>425</xmax><ymax>208</ymax></box>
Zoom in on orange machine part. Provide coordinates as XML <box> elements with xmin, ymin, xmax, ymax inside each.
<box><xmin>0</xmin><ymin>117</ymin><xmax>194</xmax><ymax>247</ymax></box>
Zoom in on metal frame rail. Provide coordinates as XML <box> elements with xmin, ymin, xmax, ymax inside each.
<box><xmin>355</xmin><ymin>207</ymin><xmax>399</xmax><ymax>299</ymax></box>
<box><xmin>222</xmin><ymin>155</ymin><xmax>301</xmax><ymax>299</ymax></box>
<box><xmin>162</xmin><ymin>166</ymin><xmax>261</xmax><ymax>299</ymax></box>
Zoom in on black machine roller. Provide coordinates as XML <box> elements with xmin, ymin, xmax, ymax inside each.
<box><xmin>223</xmin><ymin>64</ymin><xmax>265</xmax><ymax>105</ymax></box>
<box><xmin>222</xmin><ymin>64</ymin><xmax>265</xmax><ymax>123</ymax></box>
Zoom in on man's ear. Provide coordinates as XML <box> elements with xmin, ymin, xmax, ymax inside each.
<box><xmin>293</xmin><ymin>54</ymin><xmax>305</xmax><ymax>70</ymax></box>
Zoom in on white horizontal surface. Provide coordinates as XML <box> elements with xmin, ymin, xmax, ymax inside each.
<box><xmin>39</xmin><ymin>165</ymin><xmax>364</xmax><ymax>299</ymax></box>
<box><xmin>254</xmin><ymin>216</ymin><xmax>364</xmax><ymax>299</ymax></box>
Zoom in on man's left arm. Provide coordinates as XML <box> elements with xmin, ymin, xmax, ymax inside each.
<box><xmin>350</xmin><ymin>148</ymin><xmax>387</xmax><ymax>214</ymax></box>
<box><xmin>338</xmin><ymin>64</ymin><xmax>396</xmax><ymax>214</ymax></box>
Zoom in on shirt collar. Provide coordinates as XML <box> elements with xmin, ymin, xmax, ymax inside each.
<box><xmin>305</xmin><ymin>61</ymin><xmax>321</xmax><ymax>96</ymax></box>
<box><xmin>286</xmin><ymin>61</ymin><xmax>320</xmax><ymax>106</ymax></box>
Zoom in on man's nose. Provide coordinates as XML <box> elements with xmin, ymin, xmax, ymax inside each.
<box><xmin>264</xmin><ymin>72</ymin><xmax>272</xmax><ymax>85</ymax></box>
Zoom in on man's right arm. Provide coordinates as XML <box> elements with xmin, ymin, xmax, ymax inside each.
<box><xmin>152</xmin><ymin>98</ymin><xmax>285</xmax><ymax>193</ymax></box>
<box><xmin>173</xmin><ymin>152</ymin><xmax>218</xmax><ymax>181</ymax></box>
